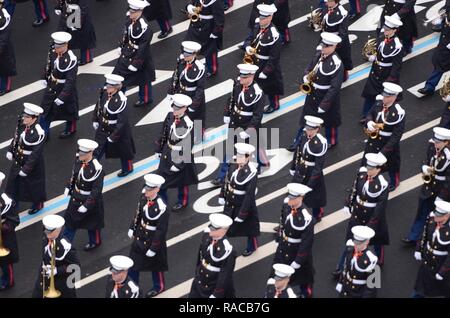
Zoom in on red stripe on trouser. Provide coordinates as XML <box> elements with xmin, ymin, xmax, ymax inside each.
<box><xmin>284</xmin><ymin>29</ymin><xmax>290</xmax><ymax>42</ymax></box>
<box><xmin>86</xmin><ymin>49</ymin><xmax>91</xmax><ymax>63</ymax></box>
<box><xmin>71</xmin><ymin>120</ymin><xmax>76</xmax><ymax>132</ymax></box>
<box><xmin>38</xmin><ymin>0</ymin><xmax>47</xmax><ymax>20</ymax></box>
<box><xmin>6</xmin><ymin>77</ymin><xmax>11</xmax><ymax>91</ymax></box>
<box><xmin>8</xmin><ymin>264</ymin><xmax>14</xmax><ymax>286</ymax></box>
<box><xmin>379</xmin><ymin>245</ymin><xmax>385</xmax><ymax>264</ymax></box>
<box><xmin>331</xmin><ymin>127</ymin><xmax>336</xmax><ymax>145</ymax></box>
<box><xmin>259</xmin><ymin>148</ymin><xmax>269</xmax><ymax>166</ymax></box>
<box><xmin>319</xmin><ymin>208</ymin><xmax>324</xmax><ymax>218</ymax></box>
<box><xmin>395</xmin><ymin>172</ymin><xmax>400</xmax><ymax>187</ymax></box>
<box><xmin>253</xmin><ymin>237</ymin><xmax>258</xmax><ymax>250</ymax></box>
<box><xmin>96</xmin><ymin>229</ymin><xmax>101</xmax><ymax>244</ymax></box>
<box><xmin>144</xmin><ymin>84</ymin><xmax>149</xmax><ymax>103</ymax></box>
<box><xmin>165</xmin><ymin>20</ymin><xmax>171</xmax><ymax>31</ymax></box>
<box><xmin>159</xmin><ymin>272</ymin><xmax>165</xmax><ymax>292</ymax></box>
<box><xmin>274</xmin><ymin>95</ymin><xmax>280</xmax><ymax>109</ymax></box>
<box><xmin>306</xmin><ymin>285</ymin><xmax>313</xmax><ymax>297</ymax></box>
<box><xmin>182</xmin><ymin>186</ymin><xmax>188</xmax><ymax>206</ymax></box>
<box><xmin>128</xmin><ymin>160</ymin><xmax>133</xmax><ymax>171</ymax></box>
<box><xmin>212</xmin><ymin>52</ymin><xmax>217</xmax><ymax>74</ymax></box>
<box><xmin>356</xmin><ymin>0</ymin><xmax>361</xmax><ymax>12</ymax></box>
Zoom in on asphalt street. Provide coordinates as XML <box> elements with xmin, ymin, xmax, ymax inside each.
<box><xmin>0</xmin><ymin>0</ymin><xmax>448</xmax><ymax>298</ymax></box>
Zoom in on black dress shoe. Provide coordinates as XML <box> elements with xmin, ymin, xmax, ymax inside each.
<box><xmin>327</xmin><ymin>143</ymin><xmax>338</xmax><ymax>149</ymax></box>
<box><xmin>134</xmin><ymin>100</ymin><xmax>153</xmax><ymax>107</ymax></box>
<box><xmin>286</xmin><ymin>143</ymin><xmax>297</xmax><ymax>152</ymax></box>
<box><xmin>0</xmin><ymin>90</ymin><xmax>10</xmax><ymax>96</ymax></box>
<box><xmin>146</xmin><ymin>289</ymin><xmax>163</xmax><ymax>298</ymax></box>
<box><xmin>117</xmin><ymin>170</ymin><xmax>133</xmax><ymax>177</ymax></box>
<box><xmin>388</xmin><ymin>184</ymin><xmax>397</xmax><ymax>192</ymax></box>
<box><xmin>84</xmin><ymin>242</ymin><xmax>101</xmax><ymax>252</ymax></box>
<box><xmin>28</xmin><ymin>208</ymin><xmax>42</xmax><ymax>215</ymax></box>
<box><xmin>263</xmin><ymin>106</ymin><xmax>276</xmax><ymax>114</ymax></box>
<box><xmin>401</xmin><ymin>237</ymin><xmax>416</xmax><ymax>246</ymax></box>
<box><xmin>315</xmin><ymin>216</ymin><xmax>322</xmax><ymax>223</ymax></box>
<box><xmin>157</xmin><ymin>27</ymin><xmax>173</xmax><ymax>39</ymax></box>
<box><xmin>331</xmin><ymin>269</ymin><xmax>342</xmax><ymax>280</ymax></box>
<box><xmin>417</xmin><ymin>88</ymin><xmax>434</xmax><ymax>96</ymax></box>
<box><xmin>348</xmin><ymin>13</ymin><xmax>360</xmax><ymax>21</ymax></box>
<box><xmin>172</xmin><ymin>203</ymin><xmax>187</xmax><ymax>212</ymax></box>
<box><xmin>78</xmin><ymin>59</ymin><xmax>93</xmax><ymax>66</ymax></box>
<box><xmin>273</xmin><ymin>225</ymin><xmax>279</xmax><ymax>232</ymax></box>
<box><xmin>0</xmin><ymin>284</ymin><xmax>13</xmax><ymax>291</ymax></box>
<box><xmin>211</xmin><ymin>178</ymin><xmax>224</xmax><ymax>187</ymax></box>
<box><xmin>242</xmin><ymin>249</ymin><xmax>254</xmax><ymax>257</ymax></box>
<box><xmin>32</xmin><ymin>17</ymin><xmax>49</xmax><ymax>27</ymax></box>
<box><xmin>59</xmin><ymin>130</ymin><xmax>76</xmax><ymax>139</ymax></box>
<box><xmin>206</xmin><ymin>72</ymin><xmax>216</xmax><ymax>79</ymax></box>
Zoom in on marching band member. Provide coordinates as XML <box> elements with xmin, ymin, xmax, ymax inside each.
<box><xmin>105</xmin><ymin>255</ymin><xmax>140</xmax><ymax>298</ymax></box>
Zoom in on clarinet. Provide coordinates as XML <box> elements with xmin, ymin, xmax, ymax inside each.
<box><xmin>95</xmin><ymin>87</ymin><xmax>105</xmax><ymax>125</ymax></box>
<box><xmin>227</xmin><ymin>80</ymin><xmax>238</xmax><ymax>117</ymax></box>
<box><xmin>44</xmin><ymin>41</ymin><xmax>55</xmax><ymax>83</ymax></box>
<box><xmin>170</xmin><ymin>57</ymin><xmax>182</xmax><ymax>94</ymax></box>
<box><xmin>11</xmin><ymin>114</ymin><xmax>23</xmax><ymax>157</ymax></box>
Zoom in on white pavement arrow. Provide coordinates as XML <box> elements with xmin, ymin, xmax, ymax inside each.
<box><xmin>425</xmin><ymin>0</ymin><xmax>446</xmax><ymax>21</ymax></box>
<box><xmin>136</xmin><ymin>79</ymin><xmax>235</xmax><ymax>126</ymax></box>
<box><xmin>407</xmin><ymin>70</ymin><xmax>450</xmax><ymax>98</ymax></box>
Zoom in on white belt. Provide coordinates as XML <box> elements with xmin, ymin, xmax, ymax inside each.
<box><xmin>228</xmin><ymin>185</ymin><xmax>246</xmax><ymax>195</ymax></box>
<box><xmin>140</xmin><ymin>220</ymin><xmax>156</xmax><ymax>231</ymax></box>
<box><xmin>427</xmin><ymin>243</ymin><xmax>449</xmax><ymax>256</ymax></box>
<box><xmin>282</xmin><ymin>233</ymin><xmax>302</xmax><ymax>243</ymax></box>
<box><xmin>234</xmin><ymin>106</ymin><xmax>253</xmax><ymax>116</ymax></box>
<box><xmin>255</xmin><ymin>54</ymin><xmax>269</xmax><ymax>60</ymax></box>
<box><xmin>378</xmin><ymin>131</ymin><xmax>392</xmax><ymax>137</ymax></box>
<box><xmin>51</xmin><ymin>75</ymin><xmax>66</xmax><ymax>84</ymax></box>
<box><xmin>129</xmin><ymin>43</ymin><xmax>139</xmax><ymax>49</ymax></box>
<box><xmin>75</xmin><ymin>187</ymin><xmax>91</xmax><ymax>196</ymax></box>
<box><xmin>168</xmin><ymin>143</ymin><xmax>182</xmax><ymax>151</ymax></box>
<box><xmin>303</xmin><ymin>161</ymin><xmax>315</xmax><ymax>167</ymax></box>
<box><xmin>182</xmin><ymin>86</ymin><xmax>197</xmax><ymax>92</ymax></box>
<box><xmin>435</xmin><ymin>175</ymin><xmax>445</xmax><ymax>181</ymax></box>
<box><xmin>107</xmin><ymin>120</ymin><xmax>117</xmax><ymax>125</ymax></box>
<box><xmin>202</xmin><ymin>259</ymin><xmax>221</xmax><ymax>272</ymax></box>
<box><xmin>393</xmin><ymin>0</ymin><xmax>405</xmax><ymax>3</ymax></box>
<box><xmin>346</xmin><ymin>273</ymin><xmax>367</xmax><ymax>285</ymax></box>
<box><xmin>312</xmin><ymin>83</ymin><xmax>331</xmax><ymax>90</ymax></box>
<box><xmin>199</xmin><ymin>14</ymin><xmax>213</xmax><ymax>20</ymax></box>
<box><xmin>356</xmin><ymin>196</ymin><xmax>377</xmax><ymax>208</ymax></box>
<box><xmin>376</xmin><ymin>61</ymin><xmax>393</xmax><ymax>67</ymax></box>
<box><xmin>22</xmin><ymin>150</ymin><xmax>32</xmax><ymax>155</ymax></box>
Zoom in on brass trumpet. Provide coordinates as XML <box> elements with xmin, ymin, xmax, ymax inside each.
<box><xmin>190</xmin><ymin>6</ymin><xmax>202</xmax><ymax>23</ymax></box>
<box><xmin>422</xmin><ymin>167</ymin><xmax>436</xmax><ymax>184</ymax></box>
<box><xmin>362</xmin><ymin>36</ymin><xmax>377</xmax><ymax>61</ymax></box>
<box><xmin>0</xmin><ymin>221</ymin><xmax>10</xmax><ymax>257</ymax></box>
<box><xmin>300</xmin><ymin>69</ymin><xmax>316</xmax><ymax>95</ymax></box>
<box><xmin>364</xmin><ymin>123</ymin><xmax>384</xmax><ymax>139</ymax></box>
<box><xmin>439</xmin><ymin>76</ymin><xmax>450</xmax><ymax>99</ymax></box>
<box><xmin>243</xmin><ymin>42</ymin><xmax>260</xmax><ymax>65</ymax></box>
<box><xmin>43</xmin><ymin>240</ymin><xmax>61</xmax><ymax>298</ymax></box>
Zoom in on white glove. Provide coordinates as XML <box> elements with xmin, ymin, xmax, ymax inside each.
<box><xmin>302</xmin><ymin>75</ymin><xmax>309</xmax><ymax>83</ymax></box>
<box><xmin>290</xmin><ymin>261</ymin><xmax>301</xmax><ymax>269</ymax></box>
<box><xmin>368</xmin><ymin>55</ymin><xmax>376</xmax><ymax>62</ymax></box>
<box><xmin>218</xmin><ymin>197</ymin><xmax>225</xmax><ymax>205</ymax></box>
<box><xmin>146</xmin><ymin>249</ymin><xmax>156</xmax><ymax>257</ymax></box>
<box><xmin>289</xmin><ymin>169</ymin><xmax>295</xmax><ymax>176</ymax></box>
<box><xmin>107</xmin><ymin>137</ymin><xmax>114</xmax><ymax>143</ymax></box>
<box><xmin>258</xmin><ymin>72</ymin><xmax>267</xmax><ymax>80</ymax></box>
<box><xmin>92</xmin><ymin>122</ymin><xmax>99</xmax><ymax>130</ymax></box>
<box><xmin>187</xmin><ymin>4</ymin><xmax>196</xmax><ymax>15</ymax></box>
<box><xmin>316</xmin><ymin>44</ymin><xmax>323</xmax><ymax>51</ymax></box>
<box><xmin>19</xmin><ymin>170</ymin><xmax>27</xmax><ymax>177</ymax></box>
<box><xmin>170</xmin><ymin>165</ymin><xmax>180</xmax><ymax>172</ymax></box>
<box><xmin>336</xmin><ymin>283</ymin><xmax>343</xmax><ymax>293</ymax></box>
<box><xmin>343</xmin><ymin>206</ymin><xmax>351</xmax><ymax>216</ymax></box>
<box><xmin>69</xmin><ymin>26</ymin><xmax>77</xmax><ymax>31</ymax></box>
<box><xmin>128</xmin><ymin>65</ymin><xmax>138</xmax><ymax>72</ymax></box>
<box><xmin>318</xmin><ymin>107</ymin><xmax>325</xmax><ymax>114</ymax></box>
<box><xmin>155</xmin><ymin>152</ymin><xmax>161</xmax><ymax>159</ymax></box>
<box><xmin>223</xmin><ymin>116</ymin><xmax>230</xmax><ymax>124</ymax></box>
<box><xmin>54</xmin><ymin>98</ymin><xmax>64</xmax><ymax>106</ymax></box>
<box><xmin>39</xmin><ymin>79</ymin><xmax>48</xmax><ymax>88</ymax></box>
<box><xmin>210</xmin><ymin>33</ymin><xmax>218</xmax><ymax>39</ymax></box>
<box><xmin>54</xmin><ymin>9</ymin><xmax>62</xmax><ymax>16</ymax></box>
<box><xmin>245</xmin><ymin>46</ymin><xmax>253</xmax><ymax>55</ymax></box>
<box><xmin>116</xmin><ymin>47</ymin><xmax>122</xmax><ymax>56</ymax></box>
<box><xmin>188</xmin><ymin>107</ymin><xmax>195</xmax><ymax>112</ymax></box>
<box><xmin>442</xmin><ymin>95</ymin><xmax>450</xmax><ymax>102</ymax></box>
<box><xmin>78</xmin><ymin>205</ymin><xmax>88</xmax><ymax>213</ymax></box>
<box><xmin>447</xmin><ymin>43</ymin><xmax>450</xmax><ymax>50</ymax></box>
<box><xmin>239</xmin><ymin>131</ymin><xmax>250</xmax><ymax>140</ymax></box>
<box><xmin>209</xmin><ymin>295</ymin><xmax>216</xmax><ymax>298</ymax></box>
<box><xmin>414</xmin><ymin>251</ymin><xmax>422</xmax><ymax>261</ymax></box>
<box><xmin>234</xmin><ymin>217</ymin><xmax>244</xmax><ymax>223</ymax></box>
<box><xmin>6</xmin><ymin>152</ymin><xmax>13</xmax><ymax>161</ymax></box>
<box><xmin>128</xmin><ymin>229</ymin><xmax>134</xmax><ymax>239</ymax></box>
<box><xmin>43</xmin><ymin>265</ymin><xmax>56</xmax><ymax>277</ymax></box>
<box><xmin>367</xmin><ymin>120</ymin><xmax>377</xmax><ymax>132</ymax></box>
<box><xmin>436</xmin><ymin>273</ymin><xmax>444</xmax><ymax>281</ymax></box>
<box><xmin>422</xmin><ymin>165</ymin><xmax>431</xmax><ymax>175</ymax></box>
<box><xmin>64</xmin><ymin>187</ymin><xmax>70</xmax><ymax>197</ymax></box>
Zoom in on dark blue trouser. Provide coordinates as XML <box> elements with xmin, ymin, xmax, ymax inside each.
<box><xmin>138</xmin><ymin>81</ymin><xmax>153</xmax><ymax>104</ymax></box>
<box><xmin>268</xmin><ymin>95</ymin><xmax>280</xmax><ymax>110</ymax></box>
<box><xmin>2</xmin><ymin>0</ymin><xmax>16</xmax><ymax>16</ymax></box>
<box><xmin>205</xmin><ymin>50</ymin><xmax>218</xmax><ymax>75</ymax></box>
<box><xmin>128</xmin><ymin>270</ymin><xmax>165</xmax><ymax>292</ymax></box>
<box><xmin>33</xmin><ymin>0</ymin><xmax>49</xmax><ymax>20</ymax></box>
<box><xmin>424</xmin><ymin>69</ymin><xmax>444</xmax><ymax>92</ymax></box>
<box><xmin>325</xmin><ymin>127</ymin><xmax>338</xmax><ymax>146</ymax></box>
<box><xmin>63</xmin><ymin>227</ymin><xmax>102</xmax><ymax>246</ymax></box>
<box><xmin>300</xmin><ymin>284</ymin><xmax>313</xmax><ymax>298</ymax></box>
<box><xmin>246</xmin><ymin>237</ymin><xmax>258</xmax><ymax>252</ymax></box>
<box><xmin>312</xmin><ymin>208</ymin><xmax>324</xmax><ymax>220</ymax></box>
<box><xmin>0</xmin><ymin>263</ymin><xmax>14</xmax><ymax>287</ymax></box>
<box><xmin>159</xmin><ymin>186</ymin><xmax>189</xmax><ymax>206</ymax></box>
<box><xmin>79</xmin><ymin>49</ymin><xmax>94</xmax><ymax>64</ymax></box>
<box><xmin>0</xmin><ymin>76</ymin><xmax>12</xmax><ymax>92</ymax></box>
<box><xmin>156</xmin><ymin>18</ymin><xmax>171</xmax><ymax>33</ymax></box>
<box><xmin>348</xmin><ymin>0</ymin><xmax>361</xmax><ymax>16</ymax></box>
<box><xmin>362</xmin><ymin>97</ymin><xmax>375</xmax><ymax>118</ymax></box>
<box><xmin>406</xmin><ymin>197</ymin><xmax>434</xmax><ymax>242</ymax></box>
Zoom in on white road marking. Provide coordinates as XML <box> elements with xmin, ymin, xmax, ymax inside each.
<box><xmin>407</xmin><ymin>71</ymin><xmax>450</xmax><ymax>98</ymax></box>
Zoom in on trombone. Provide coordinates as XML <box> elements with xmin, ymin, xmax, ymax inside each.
<box><xmin>0</xmin><ymin>220</ymin><xmax>10</xmax><ymax>257</ymax></box>
<box><xmin>43</xmin><ymin>240</ymin><xmax>61</xmax><ymax>298</ymax></box>
<box><xmin>364</xmin><ymin>123</ymin><xmax>384</xmax><ymax>139</ymax></box>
